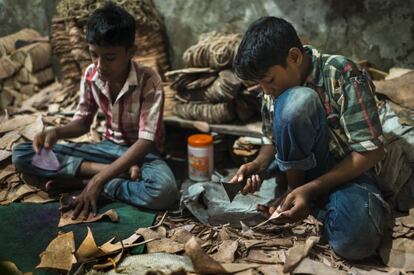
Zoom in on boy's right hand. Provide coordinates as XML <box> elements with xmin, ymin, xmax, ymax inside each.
<box><xmin>228</xmin><ymin>161</ymin><xmax>263</xmax><ymax>194</ymax></box>
<box><xmin>33</xmin><ymin>128</ymin><xmax>59</xmax><ymax>154</ymax></box>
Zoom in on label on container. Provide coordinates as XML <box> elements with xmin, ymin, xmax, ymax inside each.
<box><xmin>189</xmin><ymin>154</ymin><xmax>209</xmax><ymax>176</ymax></box>
<box><xmin>188</xmin><ymin>145</ymin><xmax>213</xmax><ymax>181</ymax></box>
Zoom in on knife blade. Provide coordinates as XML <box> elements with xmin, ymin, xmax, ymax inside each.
<box><xmin>221</xmin><ymin>180</ymin><xmax>244</xmax><ymax>202</ymax></box>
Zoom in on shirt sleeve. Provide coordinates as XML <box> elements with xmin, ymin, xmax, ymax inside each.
<box><xmin>339</xmin><ymin>65</ymin><xmax>383</xmax><ymax>152</ymax></box>
<box><xmin>72</xmin><ymin>68</ymin><xmax>98</xmax><ymax>126</ymax></box>
<box><xmin>138</xmin><ymin>71</ymin><xmax>164</xmax><ymax>142</ymax></box>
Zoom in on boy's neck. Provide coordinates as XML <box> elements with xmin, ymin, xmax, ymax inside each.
<box><xmin>300</xmin><ymin>53</ymin><xmax>312</xmax><ymax>85</ymax></box>
<box><xmin>108</xmin><ymin>61</ymin><xmax>131</xmax><ymax>100</ymax></box>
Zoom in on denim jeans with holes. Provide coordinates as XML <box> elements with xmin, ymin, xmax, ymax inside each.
<box><xmin>268</xmin><ymin>86</ymin><xmax>388</xmax><ymax>260</ymax></box>
<box><xmin>12</xmin><ymin>140</ymin><xmax>178</xmax><ymax>210</ymax></box>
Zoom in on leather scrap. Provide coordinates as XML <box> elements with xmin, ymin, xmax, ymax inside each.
<box><xmin>58</xmin><ymin>209</ymin><xmax>119</xmax><ymax>227</ymax></box>
<box><xmin>36</xmin><ymin>231</ymin><xmax>76</xmax><ymax>271</ymax></box>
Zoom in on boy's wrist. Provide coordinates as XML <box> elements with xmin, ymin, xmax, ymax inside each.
<box><xmin>303</xmin><ymin>179</ymin><xmax>324</xmax><ymax>199</ymax></box>
<box><xmin>252</xmin><ymin>159</ymin><xmax>267</xmax><ymax>172</ymax></box>
<box><xmin>52</xmin><ymin>127</ymin><xmax>60</xmax><ymax>139</ymax></box>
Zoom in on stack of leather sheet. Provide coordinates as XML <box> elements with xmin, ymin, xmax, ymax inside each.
<box><xmin>166</xmin><ymin>32</ymin><xmax>261</xmax><ymax>124</ymax></box>
<box><xmin>50</xmin><ymin>0</ymin><xmax>170</xmax><ymax>91</ymax></box>
<box><xmin>0</xmin><ymin>29</ymin><xmax>55</xmax><ymax>113</ymax></box>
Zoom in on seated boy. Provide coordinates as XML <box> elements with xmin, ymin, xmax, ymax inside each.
<box><xmin>230</xmin><ymin>16</ymin><xmax>388</xmax><ymax>260</ymax></box>
<box><xmin>12</xmin><ymin>2</ymin><xmax>178</xmax><ymax>219</ymax></box>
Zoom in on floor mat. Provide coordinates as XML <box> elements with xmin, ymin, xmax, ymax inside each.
<box><xmin>0</xmin><ymin>201</ymin><xmax>156</xmax><ymax>274</ymax></box>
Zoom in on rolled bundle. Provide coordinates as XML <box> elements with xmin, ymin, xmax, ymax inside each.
<box><xmin>183</xmin><ymin>32</ymin><xmax>241</xmax><ymax>70</ymax></box>
<box><xmin>204</xmin><ymin>70</ymin><xmax>241</xmax><ymax>103</ymax></box>
<box><xmin>173</xmin><ymin>102</ymin><xmax>235</xmax><ymax>124</ymax></box>
<box><xmin>166</xmin><ymin>67</ymin><xmax>217</xmax><ymax>93</ymax></box>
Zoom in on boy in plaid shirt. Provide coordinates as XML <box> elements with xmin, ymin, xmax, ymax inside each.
<box><xmin>230</xmin><ymin>16</ymin><xmax>388</xmax><ymax>260</ymax></box>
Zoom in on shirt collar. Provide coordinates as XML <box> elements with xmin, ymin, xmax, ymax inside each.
<box><xmin>91</xmin><ymin>61</ymin><xmax>138</xmax><ymax>103</ymax></box>
<box><xmin>303</xmin><ymin>45</ymin><xmax>324</xmax><ymax>88</ymax></box>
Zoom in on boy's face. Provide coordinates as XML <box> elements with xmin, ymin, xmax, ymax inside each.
<box><xmin>89</xmin><ymin>44</ymin><xmax>135</xmax><ymax>83</ymax></box>
<box><xmin>258</xmin><ymin>48</ymin><xmax>304</xmax><ymax>98</ymax></box>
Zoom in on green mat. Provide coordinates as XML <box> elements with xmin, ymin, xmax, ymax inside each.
<box><xmin>0</xmin><ymin>201</ymin><xmax>156</xmax><ymax>274</ymax></box>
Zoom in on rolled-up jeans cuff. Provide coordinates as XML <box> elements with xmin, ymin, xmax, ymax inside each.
<box><xmin>276</xmin><ymin>153</ymin><xmax>316</xmax><ymax>171</ymax></box>
<box><xmin>58</xmin><ymin>155</ymin><xmax>84</xmax><ymax>177</ymax></box>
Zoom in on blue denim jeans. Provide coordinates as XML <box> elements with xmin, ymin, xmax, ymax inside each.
<box><xmin>12</xmin><ymin>140</ymin><xmax>178</xmax><ymax>210</ymax></box>
<box><xmin>269</xmin><ymin>86</ymin><xmax>388</xmax><ymax>260</ymax></box>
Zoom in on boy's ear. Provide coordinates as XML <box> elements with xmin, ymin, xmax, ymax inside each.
<box><xmin>287</xmin><ymin>47</ymin><xmax>303</xmax><ymax>66</ymax></box>
<box><xmin>127</xmin><ymin>45</ymin><xmax>137</xmax><ymax>58</ymax></box>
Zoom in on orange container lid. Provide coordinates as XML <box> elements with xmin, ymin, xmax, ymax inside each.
<box><xmin>188</xmin><ymin>134</ymin><xmax>213</xmax><ymax>147</ymax></box>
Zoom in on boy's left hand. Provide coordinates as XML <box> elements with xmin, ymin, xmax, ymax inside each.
<box><xmin>259</xmin><ymin>184</ymin><xmax>313</xmax><ymax>223</ymax></box>
<box><xmin>71</xmin><ymin>175</ymin><xmax>105</xmax><ymax>220</ymax></box>
<box><xmin>277</xmin><ymin>185</ymin><xmax>312</xmax><ymax>222</ymax></box>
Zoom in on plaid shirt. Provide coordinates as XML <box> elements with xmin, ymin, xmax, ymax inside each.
<box><xmin>261</xmin><ymin>45</ymin><xmax>383</xmax><ymax>160</ymax></box>
<box><xmin>73</xmin><ymin>61</ymin><xmax>164</xmax><ymax>151</ymax></box>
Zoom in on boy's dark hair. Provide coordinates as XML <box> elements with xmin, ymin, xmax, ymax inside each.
<box><xmin>233</xmin><ymin>16</ymin><xmax>303</xmax><ymax>81</ymax></box>
<box><xmin>86</xmin><ymin>1</ymin><xmax>136</xmax><ymax>48</ymax></box>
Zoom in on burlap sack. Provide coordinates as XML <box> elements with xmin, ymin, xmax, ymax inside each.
<box><xmin>0</xmin><ymin>28</ymin><xmax>40</xmax><ymax>55</ymax></box>
<box><xmin>0</xmin><ymin>56</ymin><xmax>20</xmax><ymax>79</ymax></box>
<box><xmin>16</xmin><ymin>67</ymin><xmax>54</xmax><ymax>85</ymax></box>
<box><xmin>10</xmin><ymin>42</ymin><xmax>52</xmax><ymax>72</ymax></box>
<box><xmin>375</xmin><ymin>71</ymin><xmax>414</xmax><ymax>110</ymax></box>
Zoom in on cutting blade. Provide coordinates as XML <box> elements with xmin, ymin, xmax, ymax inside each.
<box><xmin>221</xmin><ymin>180</ymin><xmax>244</xmax><ymax>202</ymax></box>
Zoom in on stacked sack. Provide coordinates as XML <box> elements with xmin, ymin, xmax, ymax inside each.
<box><xmin>0</xmin><ymin>29</ymin><xmax>54</xmax><ymax>113</ymax></box>
<box><xmin>375</xmin><ymin>69</ymin><xmax>414</xmax><ymax>126</ymax></box>
<box><xmin>51</xmin><ymin>0</ymin><xmax>170</xmax><ymax>88</ymax></box>
<box><xmin>167</xmin><ymin>32</ymin><xmax>261</xmax><ymax>124</ymax></box>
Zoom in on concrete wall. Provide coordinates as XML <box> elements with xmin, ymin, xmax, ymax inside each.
<box><xmin>154</xmin><ymin>0</ymin><xmax>414</xmax><ymax>71</ymax></box>
<box><xmin>0</xmin><ymin>0</ymin><xmax>59</xmax><ymax>37</ymax></box>
<box><xmin>0</xmin><ymin>0</ymin><xmax>413</xmax><ymax>71</ymax></box>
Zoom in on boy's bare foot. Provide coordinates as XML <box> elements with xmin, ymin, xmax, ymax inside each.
<box><xmin>44</xmin><ymin>178</ymin><xmax>86</xmax><ymax>193</ymax></box>
<box><xmin>79</xmin><ymin>161</ymin><xmax>140</xmax><ymax>180</ymax></box>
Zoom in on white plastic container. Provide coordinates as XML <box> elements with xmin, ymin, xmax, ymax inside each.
<box><xmin>187</xmin><ymin>134</ymin><xmax>214</xmax><ymax>181</ymax></box>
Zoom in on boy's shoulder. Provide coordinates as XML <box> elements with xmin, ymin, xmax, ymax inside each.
<box><xmin>321</xmin><ymin>52</ymin><xmax>360</xmax><ymax>79</ymax></box>
<box><xmin>134</xmin><ymin>60</ymin><xmax>161</xmax><ymax>78</ymax></box>
<box><xmin>132</xmin><ymin>60</ymin><xmax>162</xmax><ymax>86</ymax></box>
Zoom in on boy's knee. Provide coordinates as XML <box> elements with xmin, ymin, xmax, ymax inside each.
<box><xmin>12</xmin><ymin>142</ymin><xmax>34</xmax><ymax>170</ymax></box>
<box><xmin>329</xmin><ymin>228</ymin><xmax>381</xmax><ymax>260</ymax></box>
<box><xmin>275</xmin><ymin>87</ymin><xmax>321</xmax><ymax>125</ymax></box>
<box><xmin>152</xmin><ymin>174</ymin><xmax>178</xmax><ymax>209</ymax></box>
<box><xmin>324</xmin><ymin>188</ymin><xmax>385</xmax><ymax>260</ymax></box>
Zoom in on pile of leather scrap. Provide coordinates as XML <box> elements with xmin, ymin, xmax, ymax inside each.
<box><xmin>166</xmin><ymin>32</ymin><xmax>261</xmax><ymax>124</ymax></box>
<box><xmin>74</xmin><ymin>212</ymin><xmax>412</xmax><ymax>274</ymax></box>
<box><xmin>51</xmin><ymin>0</ymin><xmax>170</xmax><ymax>88</ymax></box>
<box><xmin>374</xmin><ymin>68</ymin><xmax>414</xmax><ymax>126</ymax></box>
<box><xmin>0</xmin><ymin>29</ymin><xmax>55</xmax><ymax>114</ymax></box>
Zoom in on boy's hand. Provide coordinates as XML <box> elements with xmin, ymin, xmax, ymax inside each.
<box><xmin>71</xmin><ymin>175</ymin><xmax>104</xmax><ymax>220</ymax></box>
<box><xmin>258</xmin><ymin>185</ymin><xmax>312</xmax><ymax>223</ymax></box>
<box><xmin>33</xmin><ymin>128</ymin><xmax>58</xmax><ymax>154</ymax></box>
<box><xmin>228</xmin><ymin>161</ymin><xmax>263</xmax><ymax>194</ymax></box>
<box><xmin>129</xmin><ymin>164</ymin><xmax>140</xmax><ymax>180</ymax></box>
